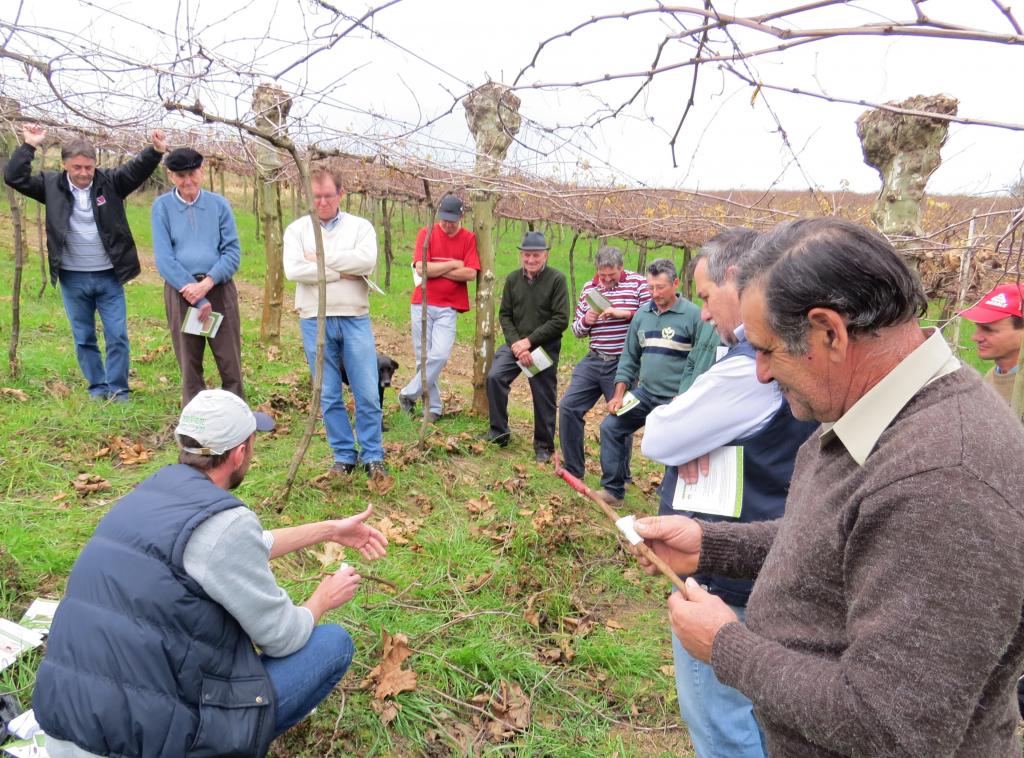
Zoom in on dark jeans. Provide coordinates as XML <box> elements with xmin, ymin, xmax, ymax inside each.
<box><xmin>599</xmin><ymin>385</ymin><xmax>671</xmax><ymax>499</ymax></box>
<box><xmin>164</xmin><ymin>280</ymin><xmax>243</xmax><ymax>405</ymax></box>
<box><xmin>58</xmin><ymin>269</ymin><xmax>130</xmax><ymax>398</ymax></box>
<box><xmin>487</xmin><ymin>343</ymin><xmax>559</xmax><ymax>454</ymax></box>
<box><xmin>262</xmin><ymin>624</ymin><xmax>354</xmax><ymax>738</ymax></box>
<box><xmin>558</xmin><ymin>352</ymin><xmax>632</xmax><ymax>479</ymax></box>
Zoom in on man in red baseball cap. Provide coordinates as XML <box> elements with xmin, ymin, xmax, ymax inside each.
<box><xmin>959</xmin><ymin>282</ymin><xmax>1024</xmax><ymax>410</ymax></box>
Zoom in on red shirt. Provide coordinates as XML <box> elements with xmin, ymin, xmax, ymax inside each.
<box><xmin>411</xmin><ymin>225</ymin><xmax>480</xmax><ymax>312</ymax></box>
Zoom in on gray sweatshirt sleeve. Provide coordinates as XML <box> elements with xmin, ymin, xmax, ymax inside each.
<box><xmin>183</xmin><ymin>507</ymin><xmax>314</xmax><ymax>657</ymax></box>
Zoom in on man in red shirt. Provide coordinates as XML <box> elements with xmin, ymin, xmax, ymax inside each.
<box><xmin>398</xmin><ymin>194</ymin><xmax>480</xmax><ymax>421</ymax></box>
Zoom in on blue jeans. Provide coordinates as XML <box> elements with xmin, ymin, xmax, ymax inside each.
<box><xmin>672</xmin><ymin>606</ymin><xmax>766</xmax><ymax>758</ymax></box>
<box><xmin>58</xmin><ymin>269</ymin><xmax>130</xmax><ymax>398</ymax></box>
<box><xmin>262</xmin><ymin>624</ymin><xmax>353</xmax><ymax>737</ymax></box>
<box><xmin>598</xmin><ymin>385</ymin><xmax>669</xmax><ymax>499</ymax></box>
<box><xmin>558</xmin><ymin>352</ymin><xmax>631</xmax><ymax>479</ymax></box>
<box><xmin>300</xmin><ymin>316</ymin><xmax>383</xmax><ymax>465</ymax></box>
<box><xmin>400</xmin><ymin>304</ymin><xmax>458</xmax><ymax>416</ymax></box>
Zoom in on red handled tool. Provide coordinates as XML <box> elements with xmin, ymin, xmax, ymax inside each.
<box><xmin>553</xmin><ymin>457</ymin><xmax>690</xmax><ymax>599</ymax></box>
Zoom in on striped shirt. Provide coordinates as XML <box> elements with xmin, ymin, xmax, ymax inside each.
<box><xmin>570</xmin><ymin>270</ymin><xmax>651</xmax><ymax>355</ymax></box>
<box><xmin>63</xmin><ymin>178</ymin><xmax>111</xmax><ymax>272</ymax></box>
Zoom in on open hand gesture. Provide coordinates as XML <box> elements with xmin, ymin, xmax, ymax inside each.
<box><xmin>325</xmin><ymin>505</ymin><xmax>388</xmax><ymax>561</ymax></box>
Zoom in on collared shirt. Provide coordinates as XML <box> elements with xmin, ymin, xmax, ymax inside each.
<box><xmin>320</xmin><ymin>212</ymin><xmax>342</xmax><ymax>232</ymax></box>
<box><xmin>642</xmin><ymin>324</ymin><xmax>783</xmax><ymax>465</ymax></box>
<box><xmin>67</xmin><ymin>176</ymin><xmax>93</xmax><ymax>210</ymax></box>
<box><xmin>174</xmin><ymin>188</ymin><xmax>202</xmax><ymax>207</ymax></box>
<box><xmin>821</xmin><ymin>329</ymin><xmax>961</xmax><ymax>465</ymax></box>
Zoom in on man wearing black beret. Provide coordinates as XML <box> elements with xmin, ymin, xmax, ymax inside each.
<box><xmin>152</xmin><ymin>147</ymin><xmax>245</xmax><ymax>405</ymax></box>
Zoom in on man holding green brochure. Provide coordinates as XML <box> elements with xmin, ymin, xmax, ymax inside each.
<box><xmin>484</xmin><ymin>231</ymin><xmax>569</xmax><ymax>461</ymax></box>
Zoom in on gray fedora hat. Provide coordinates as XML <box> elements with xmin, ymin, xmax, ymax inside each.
<box><xmin>519</xmin><ymin>231</ymin><xmax>549</xmax><ymax>251</ymax></box>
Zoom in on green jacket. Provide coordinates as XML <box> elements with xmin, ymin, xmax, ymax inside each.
<box><xmin>615</xmin><ymin>297</ymin><xmax>704</xmax><ymax>398</ymax></box>
<box><xmin>498</xmin><ymin>266</ymin><xmax>570</xmax><ymax>352</ymax></box>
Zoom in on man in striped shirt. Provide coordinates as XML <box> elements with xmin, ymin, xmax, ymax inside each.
<box><xmin>558</xmin><ymin>246</ymin><xmax>651</xmax><ymax>480</ymax></box>
<box><xmin>597</xmin><ymin>258</ymin><xmax>703</xmax><ymax>507</ymax></box>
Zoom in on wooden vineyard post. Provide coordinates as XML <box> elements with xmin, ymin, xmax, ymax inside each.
<box><xmin>463</xmin><ymin>82</ymin><xmax>522</xmax><ymax>414</ymax></box>
<box><xmin>251</xmin><ymin>83</ymin><xmax>292</xmax><ymax>345</ymax></box>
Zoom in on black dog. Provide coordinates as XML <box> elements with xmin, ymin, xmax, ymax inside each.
<box><xmin>340</xmin><ymin>353</ymin><xmax>399</xmax><ymax>429</ymax></box>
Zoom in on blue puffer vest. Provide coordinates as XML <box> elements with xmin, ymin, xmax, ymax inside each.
<box><xmin>33</xmin><ymin>464</ymin><xmax>276</xmax><ymax>757</ymax></box>
<box><xmin>660</xmin><ymin>338</ymin><xmax>818</xmax><ymax>607</ymax></box>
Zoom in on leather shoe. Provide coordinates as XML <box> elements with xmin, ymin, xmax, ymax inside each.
<box><xmin>480</xmin><ymin>430</ymin><xmax>510</xmax><ymax>447</ymax></box>
<box><xmin>594</xmin><ymin>488</ymin><xmax>625</xmax><ymax>509</ymax></box>
<box><xmin>534</xmin><ymin>449</ymin><xmax>552</xmax><ymax>463</ymax></box>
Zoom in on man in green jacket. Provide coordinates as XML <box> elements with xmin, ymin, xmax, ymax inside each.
<box><xmin>484</xmin><ymin>231</ymin><xmax>570</xmax><ymax>461</ymax></box>
<box><xmin>597</xmin><ymin>258</ymin><xmax>704</xmax><ymax>506</ymax></box>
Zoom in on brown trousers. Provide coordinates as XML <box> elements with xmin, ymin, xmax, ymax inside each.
<box><xmin>164</xmin><ymin>280</ymin><xmax>244</xmax><ymax>405</ymax></box>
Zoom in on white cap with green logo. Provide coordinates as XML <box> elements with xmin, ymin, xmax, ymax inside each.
<box><xmin>175</xmin><ymin>389</ymin><xmax>275</xmax><ymax>455</ymax></box>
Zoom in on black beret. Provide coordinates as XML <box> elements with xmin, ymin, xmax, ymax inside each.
<box><xmin>164</xmin><ymin>147</ymin><xmax>204</xmax><ymax>172</ymax></box>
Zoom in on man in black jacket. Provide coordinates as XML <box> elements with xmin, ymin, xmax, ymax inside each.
<box><xmin>4</xmin><ymin>124</ymin><xmax>165</xmax><ymax>401</ymax></box>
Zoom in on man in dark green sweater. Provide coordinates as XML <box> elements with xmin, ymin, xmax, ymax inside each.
<box><xmin>484</xmin><ymin>231</ymin><xmax>570</xmax><ymax>461</ymax></box>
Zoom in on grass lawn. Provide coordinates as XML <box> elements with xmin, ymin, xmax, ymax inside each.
<box><xmin>0</xmin><ymin>184</ymin><xmax>694</xmax><ymax>757</ymax></box>
<box><xmin>0</xmin><ymin>176</ymin><xmax>1000</xmax><ymax>756</ymax></box>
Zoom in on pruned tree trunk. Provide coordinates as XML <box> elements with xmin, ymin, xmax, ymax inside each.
<box><xmin>857</xmin><ymin>94</ymin><xmax>957</xmax><ymax>239</ymax></box>
<box><xmin>381</xmin><ymin>196</ymin><xmax>393</xmax><ymax>289</ymax></box>
<box><xmin>463</xmin><ymin>82</ymin><xmax>522</xmax><ymax>414</ymax></box>
<box><xmin>6</xmin><ymin>185</ymin><xmax>25</xmax><ymax>375</ymax></box>
<box><xmin>251</xmin><ymin>82</ymin><xmax>292</xmax><ymax>345</ymax></box>
<box><xmin>568</xmin><ymin>230</ymin><xmax>580</xmax><ymax>299</ymax></box>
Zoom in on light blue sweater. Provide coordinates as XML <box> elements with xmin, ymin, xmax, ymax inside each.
<box><xmin>151</xmin><ymin>189</ymin><xmax>241</xmax><ymax>293</ymax></box>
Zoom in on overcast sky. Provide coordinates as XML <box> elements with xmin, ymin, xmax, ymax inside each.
<box><xmin>6</xmin><ymin>0</ymin><xmax>1023</xmax><ymax>196</ymax></box>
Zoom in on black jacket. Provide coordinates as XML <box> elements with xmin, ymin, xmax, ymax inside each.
<box><xmin>4</xmin><ymin>143</ymin><xmax>162</xmax><ymax>285</ymax></box>
<box><xmin>34</xmin><ymin>465</ymin><xmax>276</xmax><ymax>757</ymax></box>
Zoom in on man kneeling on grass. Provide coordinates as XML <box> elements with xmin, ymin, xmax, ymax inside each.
<box><xmin>34</xmin><ymin>390</ymin><xmax>388</xmax><ymax>757</ymax></box>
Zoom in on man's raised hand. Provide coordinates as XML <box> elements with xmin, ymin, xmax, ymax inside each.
<box><xmin>22</xmin><ymin>124</ymin><xmax>46</xmax><ymax>148</ymax></box>
<box><xmin>151</xmin><ymin>129</ymin><xmax>167</xmax><ymax>153</ymax></box>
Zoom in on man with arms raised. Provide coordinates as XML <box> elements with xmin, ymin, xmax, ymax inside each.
<box><xmin>4</xmin><ymin>124</ymin><xmax>165</xmax><ymax>401</ymax></box>
<box><xmin>641</xmin><ymin>229</ymin><xmax>815</xmax><ymax>758</ymax></box>
<box><xmin>398</xmin><ymin>194</ymin><xmax>480</xmax><ymax>422</ymax></box>
<box><xmin>558</xmin><ymin>245</ymin><xmax>650</xmax><ymax>482</ymax></box>
<box><xmin>35</xmin><ymin>390</ymin><xmax>388</xmax><ymax>757</ymax></box>
<box><xmin>283</xmin><ymin>165</ymin><xmax>386</xmax><ymax>479</ymax></box>
<box><xmin>636</xmin><ymin>218</ymin><xmax>1024</xmax><ymax>756</ymax></box>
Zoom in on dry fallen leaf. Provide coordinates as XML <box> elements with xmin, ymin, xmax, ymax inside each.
<box><xmin>370</xmin><ymin>698</ymin><xmax>401</xmax><ymax>725</ymax></box>
<box><xmin>362</xmin><ymin>630</ymin><xmax>417</xmax><ymax>700</ymax></box>
<box><xmin>44</xmin><ymin>379</ymin><xmax>72</xmax><ymax>398</ymax></box>
<box><xmin>0</xmin><ymin>388</ymin><xmax>28</xmax><ymax>402</ymax></box>
<box><xmin>71</xmin><ymin>473</ymin><xmax>109</xmax><ymax>497</ymax></box>
<box><xmin>482</xmin><ymin>681</ymin><xmax>531</xmax><ymax>741</ymax></box>
<box><xmin>465</xmin><ymin>494</ymin><xmax>494</xmax><ymax>515</ymax></box>
<box><xmin>659</xmin><ymin>665</ymin><xmax>675</xmax><ymax>677</ymax></box>
<box><xmin>309</xmin><ymin>542</ymin><xmax>345</xmax><ymax>569</ymax></box>
<box><xmin>136</xmin><ymin>344</ymin><xmax>170</xmax><ymax>364</ymax></box>
<box><xmin>604</xmin><ymin>619</ymin><xmax>626</xmax><ymax>631</ymax></box>
<box><xmin>367</xmin><ymin>472</ymin><xmax>395</xmax><ymax>495</ymax></box>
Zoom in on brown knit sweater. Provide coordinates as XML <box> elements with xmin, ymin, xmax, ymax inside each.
<box><xmin>698</xmin><ymin>367</ymin><xmax>1024</xmax><ymax>757</ymax></box>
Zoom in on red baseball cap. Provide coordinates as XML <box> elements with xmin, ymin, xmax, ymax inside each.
<box><xmin>959</xmin><ymin>283</ymin><xmax>1024</xmax><ymax>324</ymax></box>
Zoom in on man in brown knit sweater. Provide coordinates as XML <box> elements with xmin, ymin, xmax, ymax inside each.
<box><xmin>635</xmin><ymin>218</ymin><xmax>1024</xmax><ymax>757</ymax></box>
